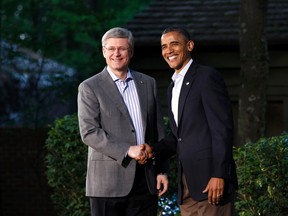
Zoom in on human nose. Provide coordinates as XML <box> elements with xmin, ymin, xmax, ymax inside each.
<box><xmin>114</xmin><ymin>48</ymin><xmax>121</xmax><ymax>53</ymax></box>
<box><xmin>111</xmin><ymin>48</ymin><xmax>122</xmax><ymax>56</ymax></box>
<box><xmin>163</xmin><ymin>45</ymin><xmax>173</xmax><ymax>54</ymax></box>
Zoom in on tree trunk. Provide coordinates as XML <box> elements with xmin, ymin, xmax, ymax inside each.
<box><xmin>238</xmin><ymin>0</ymin><xmax>269</xmax><ymax>145</ymax></box>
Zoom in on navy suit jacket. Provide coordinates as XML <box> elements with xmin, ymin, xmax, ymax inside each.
<box><xmin>156</xmin><ymin>61</ymin><xmax>238</xmax><ymax>203</ymax></box>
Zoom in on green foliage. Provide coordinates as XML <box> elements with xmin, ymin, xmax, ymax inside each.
<box><xmin>107</xmin><ymin>0</ymin><xmax>153</xmax><ymax>27</ymax></box>
<box><xmin>45</xmin><ymin>114</ymin><xmax>178</xmax><ymax>215</ymax></box>
<box><xmin>45</xmin><ymin>114</ymin><xmax>89</xmax><ymax>216</ymax></box>
<box><xmin>1</xmin><ymin>0</ymin><xmax>153</xmax><ymax>78</ymax></box>
<box><xmin>234</xmin><ymin>133</ymin><xmax>288</xmax><ymax>216</ymax></box>
<box><xmin>1</xmin><ymin>0</ymin><xmax>153</xmax><ymax>127</ymax></box>
<box><xmin>45</xmin><ymin>113</ymin><xmax>288</xmax><ymax>216</ymax></box>
<box><xmin>2</xmin><ymin>0</ymin><xmax>102</xmax><ymax>69</ymax></box>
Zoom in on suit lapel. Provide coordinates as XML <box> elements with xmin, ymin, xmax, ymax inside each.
<box><xmin>177</xmin><ymin>62</ymin><xmax>198</xmax><ymax>128</ymax></box>
<box><xmin>98</xmin><ymin>69</ymin><xmax>148</xmax><ymax>130</ymax></box>
<box><xmin>98</xmin><ymin>69</ymin><xmax>132</xmax><ymax>120</ymax></box>
<box><xmin>167</xmin><ymin>81</ymin><xmax>177</xmax><ymax>133</ymax></box>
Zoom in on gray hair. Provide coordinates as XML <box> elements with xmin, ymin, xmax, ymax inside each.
<box><xmin>101</xmin><ymin>27</ymin><xmax>135</xmax><ymax>50</ymax></box>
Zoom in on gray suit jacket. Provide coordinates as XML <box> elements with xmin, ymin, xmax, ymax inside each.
<box><xmin>78</xmin><ymin>67</ymin><xmax>166</xmax><ymax>197</ymax></box>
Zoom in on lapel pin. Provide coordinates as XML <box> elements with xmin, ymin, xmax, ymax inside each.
<box><xmin>186</xmin><ymin>82</ymin><xmax>190</xmax><ymax>85</ymax></box>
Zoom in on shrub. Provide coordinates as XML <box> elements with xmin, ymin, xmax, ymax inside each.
<box><xmin>46</xmin><ymin>114</ymin><xmax>288</xmax><ymax>216</ymax></box>
<box><xmin>234</xmin><ymin>133</ymin><xmax>288</xmax><ymax>216</ymax></box>
<box><xmin>45</xmin><ymin>114</ymin><xmax>179</xmax><ymax>215</ymax></box>
<box><xmin>45</xmin><ymin>114</ymin><xmax>89</xmax><ymax>216</ymax></box>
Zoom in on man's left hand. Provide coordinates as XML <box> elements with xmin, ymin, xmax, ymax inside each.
<box><xmin>157</xmin><ymin>174</ymin><xmax>168</xmax><ymax>197</ymax></box>
<box><xmin>202</xmin><ymin>177</ymin><xmax>224</xmax><ymax>205</ymax></box>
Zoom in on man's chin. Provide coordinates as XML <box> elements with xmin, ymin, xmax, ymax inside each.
<box><xmin>167</xmin><ymin>64</ymin><xmax>177</xmax><ymax>70</ymax></box>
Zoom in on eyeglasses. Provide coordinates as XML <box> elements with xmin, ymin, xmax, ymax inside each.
<box><xmin>103</xmin><ymin>46</ymin><xmax>129</xmax><ymax>53</ymax></box>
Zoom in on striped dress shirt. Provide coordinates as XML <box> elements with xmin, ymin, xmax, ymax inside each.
<box><xmin>107</xmin><ymin>68</ymin><xmax>144</xmax><ymax>145</ymax></box>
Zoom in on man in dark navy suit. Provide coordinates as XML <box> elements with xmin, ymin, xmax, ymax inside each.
<box><xmin>155</xmin><ymin>27</ymin><xmax>238</xmax><ymax>216</ymax></box>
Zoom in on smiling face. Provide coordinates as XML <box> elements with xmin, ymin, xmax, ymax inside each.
<box><xmin>102</xmin><ymin>37</ymin><xmax>133</xmax><ymax>76</ymax></box>
<box><xmin>161</xmin><ymin>31</ymin><xmax>194</xmax><ymax>73</ymax></box>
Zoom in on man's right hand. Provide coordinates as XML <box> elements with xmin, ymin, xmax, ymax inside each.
<box><xmin>127</xmin><ymin>144</ymin><xmax>154</xmax><ymax>164</ymax></box>
<box><xmin>140</xmin><ymin>143</ymin><xmax>154</xmax><ymax>159</ymax></box>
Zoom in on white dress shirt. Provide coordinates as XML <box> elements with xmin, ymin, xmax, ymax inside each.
<box><xmin>171</xmin><ymin>59</ymin><xmax>193</xmax><ymax>126</ymax></box>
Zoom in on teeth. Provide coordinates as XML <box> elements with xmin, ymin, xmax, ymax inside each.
<box><xmin>168</xmin><ymin>56</ymin><xmax>177</xmax><ymax>61</ymax></box>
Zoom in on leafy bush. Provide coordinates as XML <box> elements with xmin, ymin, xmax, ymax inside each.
<box><xmin>46</xmin><ymin>114</ymin><xmax>288</xmax><ymax>216</ymax></box>
<box><xmin>234</xmin><ymin>133</ymin><xmax>288</xmax><ymax>216</ymax></box>
<box><xmin>45</xmin><ymin>114</ymin><xmax>89</xmax><ymax>216</ymax></box>
<box><xmin>45</xmin><ymin>114</ymin><xmax>179</xmax><ymax>215</ymax></box>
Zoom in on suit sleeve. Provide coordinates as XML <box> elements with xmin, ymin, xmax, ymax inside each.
<box><xmin>77</xmin><ymin>81</ymin><xmax>131</xmax><ymax>166</ymax></box>
<box><xmin>201</xmin><ymin>69</ymin><xmax>234</xmax><ymax>179</ymax></box>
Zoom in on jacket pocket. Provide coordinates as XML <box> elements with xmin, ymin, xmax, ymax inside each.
<box><xmin>91</xmin><ymin>152</ymin><xmax>114</xmax><ymax>161</ymax></box>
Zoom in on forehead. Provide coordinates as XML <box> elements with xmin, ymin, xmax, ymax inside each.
<box><xmin>105</xmin><ymin>38</ymin><xmax>129</xmax><ymax>46</ymax></box>
<box><xmin>161</xmin><ymin>31</ymin><xmax>186</xmax><ymax>45</ymax></box>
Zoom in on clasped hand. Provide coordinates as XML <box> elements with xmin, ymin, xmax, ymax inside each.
<box><xmin>127</xmin><ymin>144</ymin><xmax>153</xmax><ymax>165</ymax></box>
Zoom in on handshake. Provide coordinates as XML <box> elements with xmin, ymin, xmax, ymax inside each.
<box><xmin>128</xmin><ymin>144</ymin><xmax>154</xmax><ymax>165</ymax></box>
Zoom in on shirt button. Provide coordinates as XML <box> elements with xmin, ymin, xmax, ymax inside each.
<box><xmin>178</xmin><ymin>138</ymin><xmax>182</xmax><ymax>142</ymax></box>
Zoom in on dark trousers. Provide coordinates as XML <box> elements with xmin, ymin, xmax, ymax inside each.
<box><xmin>89</xmin><ymin>165</ymin><xmax>158</xmax><ymax>216</ymax></box>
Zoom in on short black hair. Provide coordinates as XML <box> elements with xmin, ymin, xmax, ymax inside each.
<box><xmin>162</xmin><ymin>27</ymin><xmax>191</xmax><ymax>41</ymax></box>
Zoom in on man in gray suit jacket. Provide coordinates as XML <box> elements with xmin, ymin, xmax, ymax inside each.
<box><xmin>77</xmin><ymin>27</ymin><xmax>168</xmax><ymax>216</ymax></box>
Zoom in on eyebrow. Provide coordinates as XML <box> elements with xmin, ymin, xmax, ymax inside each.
<box><xmin>161</xmin><ymin>40</ymin><xmax>180</xmax><ymax>46</ymax></box>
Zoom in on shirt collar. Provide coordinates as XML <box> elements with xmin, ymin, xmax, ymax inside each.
<box><xmin>106</xmin><ymin>66</ymin><xmax>133</xmax><ymax>82</ymax></box>
<box><xmin>171</xmin><ymin>59</ymin><xmax>193</xmax><ymax>82</ymax></box>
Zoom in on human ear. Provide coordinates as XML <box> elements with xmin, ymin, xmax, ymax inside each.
<box><xmin>187</xmin><ymin>40</ymin><xmax>194</xmax><ymax>51</ymax></box>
